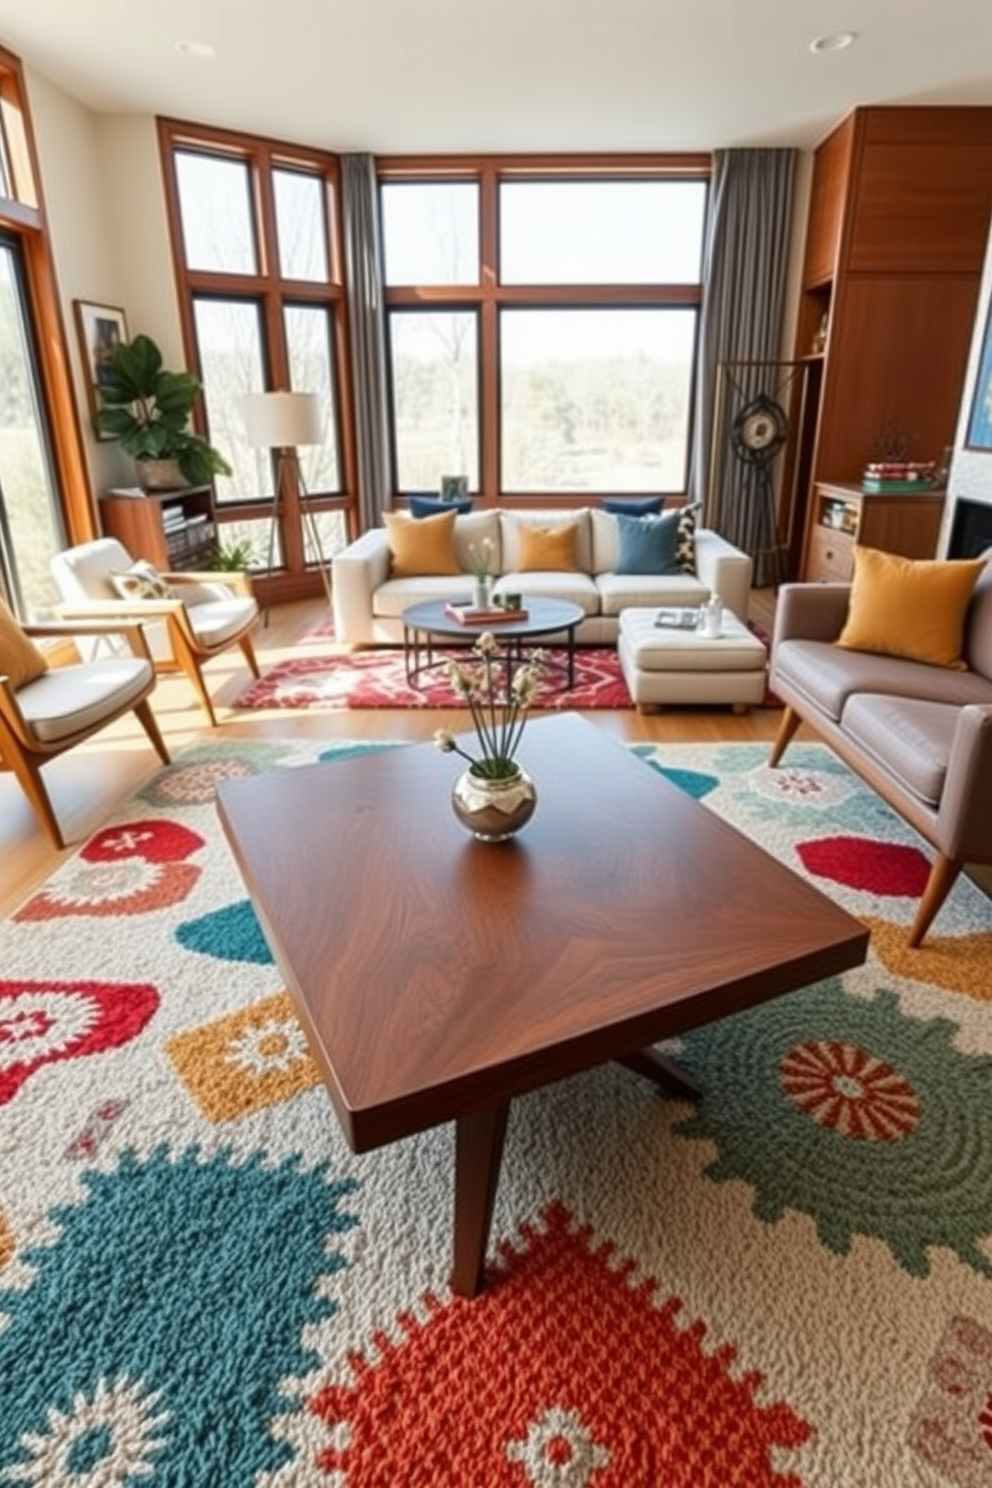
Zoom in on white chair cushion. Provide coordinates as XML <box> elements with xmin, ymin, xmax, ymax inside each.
<box><xmin>186</xmin><ymin>597</ymin><xmax>258</xmax><ymax>647</ymax></box>
<box><xmin>51</xmin><ymin>537</ymin><xmax>133</xmax><ymax>602</ymax></box>
<box><xmin>16</xmin><ymin>658</ymin><xmax>153</xmax><ymax>743</ymax></box>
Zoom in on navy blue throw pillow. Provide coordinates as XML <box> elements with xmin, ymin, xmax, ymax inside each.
<box><xmin>603</xmin><ymin>495</ymin><xmax>666</xmax><ymax>517</ymax></box>
<box><xmin>409</xmin><ymin>494</ymin><xmax>474</xmax><ymax>518</ymax></box>
<box><xmin>615</xmin><ymin>510</ymin><xmax>683</xmax><ymax>576</ymax></box>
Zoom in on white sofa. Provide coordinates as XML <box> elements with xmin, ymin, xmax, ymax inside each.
<box><xmin>332</xmin><ymin>507</ymin><xmax>753</xmax><ymax>646</ymax></box>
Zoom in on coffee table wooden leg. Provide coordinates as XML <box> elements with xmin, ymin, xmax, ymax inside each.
<box><xmin>618</xmin><ymin>1047</ymin><xmax>703</xmax><ymax>1100</ymax></box>
<box><xmin>451</xmin><ymin>1101</ymin><xmax>510</xmax><ymax>1297</ymax></box>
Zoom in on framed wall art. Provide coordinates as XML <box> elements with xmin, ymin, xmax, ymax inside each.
<box><xmin>964</xmin><ymin>295</ymin><xmax>992</xmax><ymax>451</ymax></box>
<box><xmin>73</xmin><ymin>299</ymin><xmax>128</xmax><ymax>435</ymax></box>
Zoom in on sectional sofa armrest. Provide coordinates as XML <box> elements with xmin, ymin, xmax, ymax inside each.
<box><xmin>332</xmin><ymin>528</ymin><xmax>392</xmax><ymax>644</ymax></box>
<box><xmin>694</xmin><ymin>529</ymin><xmax>752</xmax><ymax>622</ymax></box>
<box><xmin>936</xmin><ymin>704</ymin><xmax>992</xmax><ymax>861</ymax></box>
<box><xmin>772</xmin><ymin>582</ymin><xmax>851</xmax><ymax>649</ymax></box>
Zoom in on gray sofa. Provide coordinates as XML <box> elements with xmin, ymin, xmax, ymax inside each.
<box><xmin>768</xmin><ymin>553</ymin><xmax>992</xmax><ymax>947</ymax></box>
<box><xmin>332</xmin><ymin>506</ymin><xmax>752</xmax><ymax>646</ymax></box>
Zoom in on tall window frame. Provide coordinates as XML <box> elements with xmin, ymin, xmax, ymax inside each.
<box><xmin>158</xmin><ymin>118</ymin><xmax>357</xmax><ymax>605</ymax></box>
<box><xmin>378</xmin><ymin>155</ymin><xmax>710</xmax><ymax>508</ymax></box>
<box><xmin>0</xmin><ymin>48</ymin><xmax>94</xmax><ymax>591</ymax></box>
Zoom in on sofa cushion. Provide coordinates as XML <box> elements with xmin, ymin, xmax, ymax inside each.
<box><xmin>500</xmin><ymin>509</ymin><xmax>593</xmax><ymax>574</ymax></box>
<box><xmin>498</xmin><ymin>570</ymin><xmax>600</xmax><ymax>615</ymax></box>
<box><xmin>516</xmin><ymin>520</ymin><xmax>581</xmax><ymax>572</ymax></box>
<box><xmin>772</xmin><ymin>637</ymin><xmax>992</xmax><ymax>722</ymax></box>
<box><xmin>963</xmin><ymin>550</ymin><xmax>992</xmax><ymax>680</ymax></box>
<box><xmin>597</xmin><ymin>573</ymin><xmax>709</xmax><ymax>615</ymax></box>
<box><xmin>841</xmin><ymin>693</ymin><xmax>961</xmax><ymax>807</ymax></box>
<box><xmin>603</xmin><ymin>495</ymin><xmax>665</xmax><ymax>516</ymax></box>
<box><xmin>838</xmin><ymin>545</ymin><xmax>987</xmax><ymax>669</ymax></box>
<box><xmin>615</xmin><ymin>510</ymin><xmax>682</xmax><ymax>575</ymax></box>
<box><xmin>0</xmin><ymin>600</ymin><xmax>48</xmax><ymax>689</ymax></box>
<box><xmin>384</xmin><ymin>509</ymin><xmax>460</xmax><ymax>577</ymax></box>
<box><xmin>409</xmin><ymin>494</ymin><xmax>473</xmax><ymax>518</ymax></box>
<box><xmin>453</xmin><ymin>510</ymin><xmax>501</xmax><ymax>573</ymax></box>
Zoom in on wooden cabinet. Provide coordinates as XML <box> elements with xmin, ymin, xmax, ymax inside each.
<box><xmin>98</xmin><ymin>487</ymin><xmax>216</xmax><ymax>571</ymax></box>
<box><xmin>805</xmin><ymin>482</ymin><xmax>946</xmax><ymax>583</ymax></box>
<box><xmin>795</xmin><ymin>106</ymin><xmax>992</xmax><ymax>581</ymax></box>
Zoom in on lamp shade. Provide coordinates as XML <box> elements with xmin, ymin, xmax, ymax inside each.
<box><xmin>243</xmin><ymin>391</ymin><xmax>323</xmax><ymax>449</ymax></box>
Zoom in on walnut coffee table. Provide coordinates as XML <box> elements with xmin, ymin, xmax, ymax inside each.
<box><xmin>216</xmin><ymin>714</ymin><xmax>867</xmax><ymax>1297</ymax></box>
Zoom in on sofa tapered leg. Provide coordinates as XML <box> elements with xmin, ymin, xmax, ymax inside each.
<box><xmin>769</xmin><ymin>705</ymin><xmax>803</xmax><ymax>768</ymax></box>
<box><xmin>908</xmin><ymin>853</ymin><xmax>963</xmax><ymax>948</ymax></box>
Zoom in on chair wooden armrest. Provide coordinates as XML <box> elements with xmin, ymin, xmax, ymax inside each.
<box><xmin>24</xmin><ymin>619</ymin><xmax>154</xmax><ymax>660</ymax></box>
<box><xmin>55</xmin><ymin>595</ymin><xmax>187</xmax><ymax>619</ymax></box>
<box><xmin>163</xmin><ymin>569</ymin><xmax>254</xmax><ymax>597</ymax></box>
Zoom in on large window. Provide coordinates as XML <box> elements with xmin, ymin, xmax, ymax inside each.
<box><xmin>160</xmin><ymin>121</ymin><xmax>354</xmax><ymax>603</ymax></box>
<box><xmin>380</xmin><ymin>162</ymin><xmax>708</xmax><ymax>504</ymax></box>
<box><xmin>0</xmin><ymin>50</ymin><xmax>84</xmax><ymax>618</ymax></box>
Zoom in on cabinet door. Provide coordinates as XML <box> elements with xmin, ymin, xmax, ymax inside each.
<box><xmin>806</xmin><ymin>524</ymin><xmax>853</xmax><ymax>581</ymax></box>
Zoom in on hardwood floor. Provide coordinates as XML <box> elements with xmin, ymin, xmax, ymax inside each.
<box><xmin>1</xmin><ymin>592</ymin><xmax>788</xmax><ymax>919</ymax></box>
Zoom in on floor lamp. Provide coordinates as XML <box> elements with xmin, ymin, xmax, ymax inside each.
<box><xmin>243</xmin><ymin>390</ymin><xmax>333</xmax><ymax>625</ymax></box>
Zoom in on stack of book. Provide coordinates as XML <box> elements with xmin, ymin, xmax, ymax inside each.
<box><xmin>861</xmin><ymin>461</ymin><xmax>936</xmax><ymax>493</ymax></box>
<box><xmin>444</xmin><ymin>601</ymin><xmax>528</xmax><ymax>624</ymax></box>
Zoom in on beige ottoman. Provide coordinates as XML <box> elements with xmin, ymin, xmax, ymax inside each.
<box><xmin>618</xmin><ymin>608</ymin><xmax>768</xmax><ymax>712</ymax></box>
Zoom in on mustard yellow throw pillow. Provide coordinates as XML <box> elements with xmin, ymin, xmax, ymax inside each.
<box><xmin>383</xmin><ymin>509</ymin><xmax>460</xmax><ymax>578</ymax></box>
<box><xmin>517</xmin><ymin>521</ymin><xmax>579</xmax><ymax>573</ymax></box>
<box><xmin>837</xmin><ymin>545</ymin><xmax>986</xmax><ymax>669</ymax></box>
<box><xmin>0</xmin><ymin>599</ymin><xmax>48</xmax><ymax>689</ymax></box>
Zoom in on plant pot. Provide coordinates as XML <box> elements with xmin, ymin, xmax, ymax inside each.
<box><xmin>451</xmin><ymin>765</ymin><xmax>537</xmax><ymax>842</ymax></box>
<box><xmin>136</xmin><ymin>458</ymin><xmax>185</xmax><ymax>492</ymax></box>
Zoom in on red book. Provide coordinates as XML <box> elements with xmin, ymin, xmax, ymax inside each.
<box><xmin>444</xmin><ymin>602</ymin><xmax>529</xmax><ymax>624</ymax></box>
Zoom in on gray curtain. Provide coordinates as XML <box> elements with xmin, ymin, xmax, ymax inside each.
<box><xmin>689</xmin><ymin>149</ymin><xmax>797</xmax><ymax>586</ymax></box>
<box><xmin>341</xmin><ymin>154</ymin><xmax>393</xmax><ymax>530</ymax></box>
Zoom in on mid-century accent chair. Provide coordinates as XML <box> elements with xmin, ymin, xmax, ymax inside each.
<box><xmin>0</xmin><ymin>607</ymin><xmax>170</xmax><ymax>847</ymax></box>
<box><xmin>50</xmin><ymin>538</ymin><xmax>261</xmax><ymax>727</ymax></box>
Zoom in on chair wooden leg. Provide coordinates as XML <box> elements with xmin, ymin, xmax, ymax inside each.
<box><xmin>769</xmin><ymin>705</ymin><xmax>802</xmax><ymax>768</ymax></box>
<box><xmin>133</xmin><ymin>699</ymin><xmax>171</xmax><ymax>765</ymax></box>
<box><xmin>177</xmin><ymin>655</ymin><xmax>218</xmax><ymax>727</ymax></box>
<box><xmin>239</xmin><ymin>632</ymin><xmax>261</xmax><ymax>679</ymax></box>
<box><xmin>4</xmin><ymin>753</ymin><xmax>65</xmax><ymax>848</ymax></box>
<box><xmin>908</xmin><ymin>853</ymin><xmax>963</xmax><ymax>948</ymax></box>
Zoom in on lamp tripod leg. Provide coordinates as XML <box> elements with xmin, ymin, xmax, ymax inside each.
<box><xmin>300</xmin><ymin>492</ymin><xmax>333</xmax><ymax>609</ymax></box>
<box><xmin>262</xmin><ymin>483</ymin><xmax>281</xmax><ymax>628</ymax></box>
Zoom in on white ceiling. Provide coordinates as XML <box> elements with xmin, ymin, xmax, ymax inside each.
<box><xmin>1</xmin><ymin>0</ymin><xmax>991</xmax><ymax>155</ymax></box>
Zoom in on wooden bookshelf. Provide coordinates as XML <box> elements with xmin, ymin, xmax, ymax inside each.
<box><xmin>99</xmin><ymin>486</ymin><xmax>216</xmax><ymax>571</ymax></box>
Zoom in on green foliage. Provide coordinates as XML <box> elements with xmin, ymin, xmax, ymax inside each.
<box><xmin>210</xmin><ymin>536</ymin><xmax>255</xmax><ymax>571</ymax></box>
<box><xmin>95</xmin><ymin>332</ymin><xmax>232</xmax><ymax>486</ymax></box>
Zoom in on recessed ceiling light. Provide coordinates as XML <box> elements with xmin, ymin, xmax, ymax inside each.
<box><xmin>174</xmin><ymin>40</ymin><xmax>216</xmax><ymax>59</ymax></box>
<box><xmin>810</xmin><ymin>31</ymin><xmax>858</xmax><ymax>53</ymax></box>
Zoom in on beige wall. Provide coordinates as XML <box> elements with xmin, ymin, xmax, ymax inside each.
<box><xmin>23</xmin><ymin>66</ymin><xmax>182</xmax><ymax>498</ymax></box>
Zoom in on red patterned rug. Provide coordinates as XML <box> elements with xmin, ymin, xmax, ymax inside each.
<box><xmin>237</xmin><ymin>646</ymin><xmax>634</xmax><ymax>710</ymax></box>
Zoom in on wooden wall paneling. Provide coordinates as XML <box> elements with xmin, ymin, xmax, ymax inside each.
<box><xmin>801</xmin><ymin>114</ymin><xmax>855</xmax><ymax>288</ymax></box>
<box><xmin>848</xmin><ymin>143</ymin><xmax>992</xmax><ymax>275</ymax></box>
<box><xmin>815</xmin><ymin>275</ymin><xmax>981</xmax><ymax>482</ymax></box>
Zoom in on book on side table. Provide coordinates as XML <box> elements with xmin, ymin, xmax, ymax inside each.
<box><xmin>444</xmin><ymin>602</ymin><xmax>529</xmax><ymax>624</ymax></box>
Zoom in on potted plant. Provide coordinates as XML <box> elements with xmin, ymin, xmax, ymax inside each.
<box><xmin>210</xmin><ymin>534</ymin><xmax>255</xmax><ymax>571</ymax></box>
<box><xmin>95</xmin><ymin>332</ymin><xmax>232</xmax><ymax>491</ymax></box>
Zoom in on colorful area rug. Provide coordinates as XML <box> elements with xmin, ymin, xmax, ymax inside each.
<box><xmin>237</xmin><ymin>645</ymin><xmax>635</xmax><ymax>710</ymax></box>
<box><xmin>2</xmin><ymin>737</ymin><xmax>991</xmax><ymax>1486</ymax></box>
